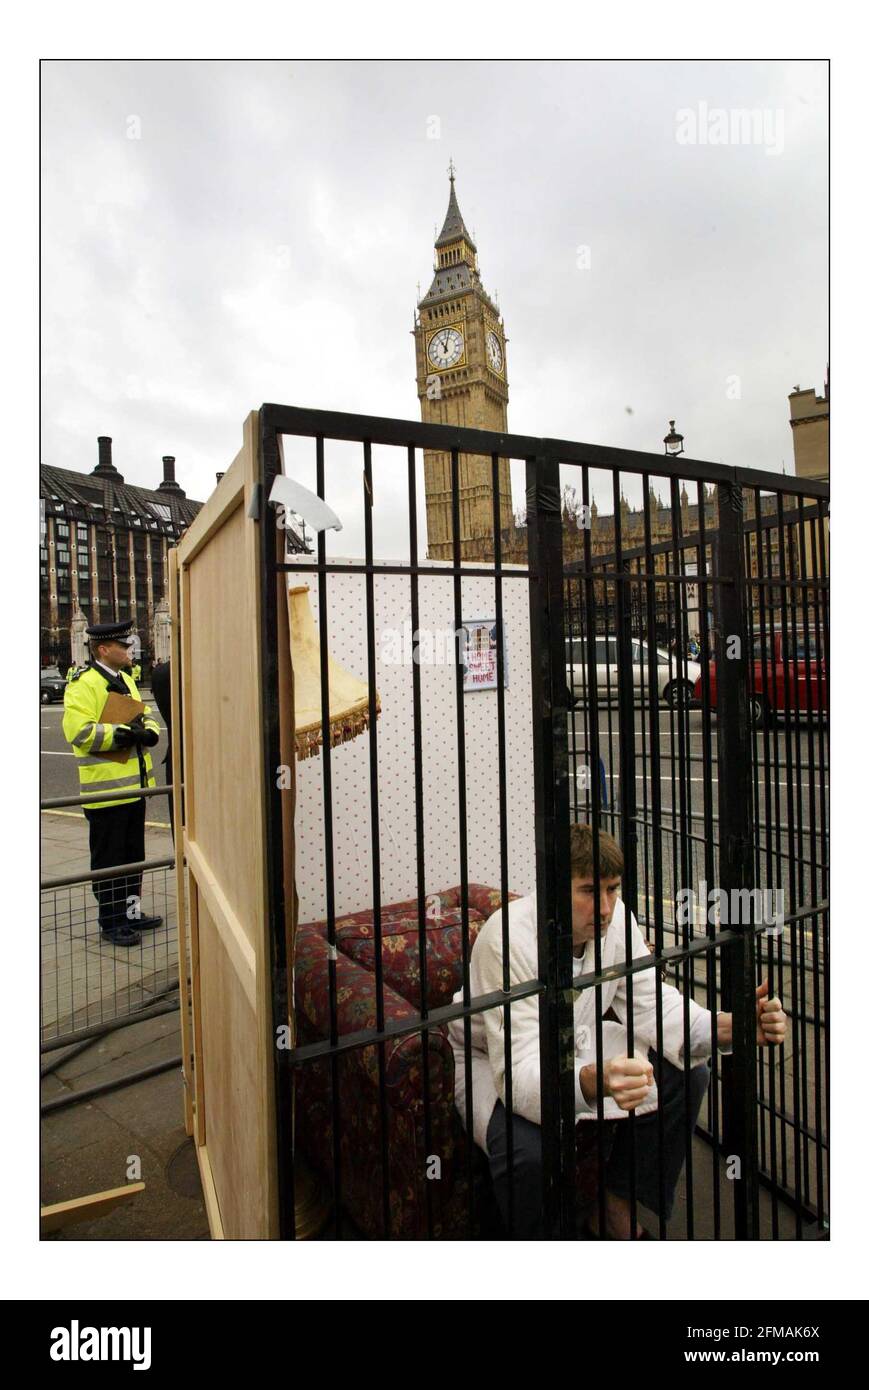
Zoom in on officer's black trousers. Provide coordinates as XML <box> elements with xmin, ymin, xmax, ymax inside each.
<box><xmin>83</xmin><ymin>798</ymin><xmax>146</xmax><ymax>931</ymax></box>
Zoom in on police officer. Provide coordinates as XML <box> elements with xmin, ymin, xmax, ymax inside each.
<box><xmin>63</xmin><ymin>621</ymin><xmax>162</xmax><ymax>947</ymax></box>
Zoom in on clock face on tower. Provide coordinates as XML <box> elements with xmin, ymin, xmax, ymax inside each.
<box><xmin>485</xmin><ymin>330</ymin><xmax>504</xmax><ymax>374</ymax></box>
<box><xmin>427</xmin><ymin>325</ymin><xmax>465</xmax><ymax>370</ymax></box>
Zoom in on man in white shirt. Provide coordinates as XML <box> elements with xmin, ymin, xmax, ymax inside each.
<box><xmin>448</xmin><ymin>824</ymin><xmax>787</xmax><ymax>1238</ymax></box>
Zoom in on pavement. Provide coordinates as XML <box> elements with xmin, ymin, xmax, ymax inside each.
<box><xmin>41</xmin><ymin>1014</ymin><xmax>209</xmax><ymax>1241</ymax></box>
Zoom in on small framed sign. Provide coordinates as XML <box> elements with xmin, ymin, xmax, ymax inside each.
<box><xmin>461</xmin><ymin>618</ymin><xmax>509</xmax><ymax>692</ymax></box>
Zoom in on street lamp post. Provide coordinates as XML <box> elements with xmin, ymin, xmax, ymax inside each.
<box><xmin>663</xmin><ymin>419</ymin><xmax>684</xmax><ymax>457</ymax></box>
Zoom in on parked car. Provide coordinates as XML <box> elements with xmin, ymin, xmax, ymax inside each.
<box><xmin>40</xmin><ymin>668</ymin><xmax>66</xmax><ymax>704</ymax></box>
<box><xmin>693</xmin><ymin>626</ymin><xmax>827</xmax><ymax>726</ymax></box>
<box><xmin>565</xmin><ymin>636</ymin><xmax>701</xmax><ymax>708</ymax></box>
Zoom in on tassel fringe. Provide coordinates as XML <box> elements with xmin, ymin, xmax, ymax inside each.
<box><xmin>295</xmin><ymin>699</ymin><xmax>381</xmax><ymax>762</ymax></box>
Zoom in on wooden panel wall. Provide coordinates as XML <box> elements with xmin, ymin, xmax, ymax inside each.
<box><xmin>174</xmin><ymin>410</ymin><xmax>278</xmax><ymax>1238</ymax></box>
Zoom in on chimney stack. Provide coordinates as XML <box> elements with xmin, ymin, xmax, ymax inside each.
<box><xmin>157</xmin><ymin>455</ymin><xmax>185</xmax><ymax>497</ymax></box>
<box><xmin>93</xmin><ymin>435</ymin><xmax>123</xmax><ymax>482</ymax></box>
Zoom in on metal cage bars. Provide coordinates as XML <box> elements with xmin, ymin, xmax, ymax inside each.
<box><xmin>254</xmin><ymin>403</ymin><xmax>829</xmax><ymax>1241</ymax></box>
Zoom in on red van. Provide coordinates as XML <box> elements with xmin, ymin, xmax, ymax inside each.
<box><xmin>693</xmin><ymin>626</ymin><xmax>827</xmax><ymax>726</ymax></box>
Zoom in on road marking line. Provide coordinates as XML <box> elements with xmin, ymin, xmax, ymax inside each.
<box><xmin>40</xmin><ymin>809</ymin><xmax>170</xmax><ymax>828</ymax></box>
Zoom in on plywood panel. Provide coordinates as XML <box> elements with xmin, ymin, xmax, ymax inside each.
<box><xmin>176</xmin><ymin>411</ymin><xmax>278</xmax><ymax>1238</ymax></box>
<box><xmin>187</xmin><ymin>868</ymin><xmax>206</xmax><ymax>1149</ymax></box>
<box><xmin>185</xmin><ymin>837</ymin><xmax>257</xmax><ymax>1011</ymax></box>
<box><xmin>197</xmin><ymin>892</ymin><xmax>267</xmax><ymax>1237</ymax></box>
<box><xmin>186</xmin><ymin>503</ymin><xmax>262</xmax><ymax>944</ymax></box>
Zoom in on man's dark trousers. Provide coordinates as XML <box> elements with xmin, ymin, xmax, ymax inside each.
<box><xmin>486</xmin><ymin>1049</ymin><xmax>710</xmax><ymax>1238</ymax></box>
<box><xmin>83</xmin><ymin>798</ymin><xmax>146</xmax><ymax>932</ymax></box>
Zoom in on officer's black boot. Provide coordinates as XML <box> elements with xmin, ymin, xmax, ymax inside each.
<box><xmin>100</xmin><ymin>920</ymin><xmax>141</xmax><ymax>948</ymax></box>
<box><xmin>133</xmin><ymin>914</ymin><xmax>163</xmax><ymax>931</ymax></box>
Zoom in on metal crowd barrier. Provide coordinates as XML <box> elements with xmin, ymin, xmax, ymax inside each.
<box><xmin>40</xmin><ymin>783</ymin><xmax>182</xmax><ymax>1047</ymax></box>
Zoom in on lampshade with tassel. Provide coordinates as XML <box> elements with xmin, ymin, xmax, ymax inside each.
<box><xmin>289</xmin><ymin>582</ymin><xmax>381</xmax><ymax>760</ymax></box>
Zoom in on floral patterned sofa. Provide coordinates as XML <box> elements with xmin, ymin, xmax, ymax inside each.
<box><xmin>293</xmin><ymin>883</ymin><xmax>518</xmax><ymax>1239</ymax></box>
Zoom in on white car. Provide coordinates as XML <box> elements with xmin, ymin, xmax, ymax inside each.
<box><xmin>565</xmin><ymin>636</ymin><xmax>701</xmax><ymax>708</ymax></box>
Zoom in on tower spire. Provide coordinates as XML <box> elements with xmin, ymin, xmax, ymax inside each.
<box><xmin>435</xmin><ymin>167</ymin><xmax>476</xmax><ymax>251</ymax></box>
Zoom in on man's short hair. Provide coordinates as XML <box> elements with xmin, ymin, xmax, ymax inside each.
<box><xmin>569</xmin><ymin>823</ymin><xmax>624</xmax><ymax>881</ymax></box>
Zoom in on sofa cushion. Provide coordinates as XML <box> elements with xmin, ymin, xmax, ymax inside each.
<box><xmin>340</xmin><ymin>911</ymin><xmax>486</xmax><ymax>1009</ymax></box>
<box><xmin>302</xmin><ymin>885</ymin><xmax>520</xmax><ymax>1011</ymax></box>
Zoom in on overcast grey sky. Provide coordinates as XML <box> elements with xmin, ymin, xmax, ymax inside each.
<box><xmin>41</xmin><ymin>59</ymin><xmax>828</xmax><ymax>550</ymax></box>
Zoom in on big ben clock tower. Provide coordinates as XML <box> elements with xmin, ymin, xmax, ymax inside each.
<box><xmin>415</xmin><ymin>164</ymin><xmax>513</xmax><ymax>561</ymax></box>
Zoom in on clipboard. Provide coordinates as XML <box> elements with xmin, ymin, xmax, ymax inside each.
<box><xmin>94</xmin><ymin>692</ymin><xmax>146</xmax><ymax>763</ymax></box>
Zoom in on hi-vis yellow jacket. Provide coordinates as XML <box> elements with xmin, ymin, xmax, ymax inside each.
<box><xmin>62</xmin><ymin>663</ymin><xmax>159</xmax><ymax>810</ymax></box>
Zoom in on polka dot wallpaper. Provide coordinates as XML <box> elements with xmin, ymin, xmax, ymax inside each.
<box><xmin>289</xmin><ymin>559</ymin><xmax>537</xmax><ymax>922</ymax></box>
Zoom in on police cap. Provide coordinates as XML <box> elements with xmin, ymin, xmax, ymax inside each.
<box><xmin>86</xmin><ymin>621</ymin><xmax>135</xmax><ymax>646</ymax></box>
